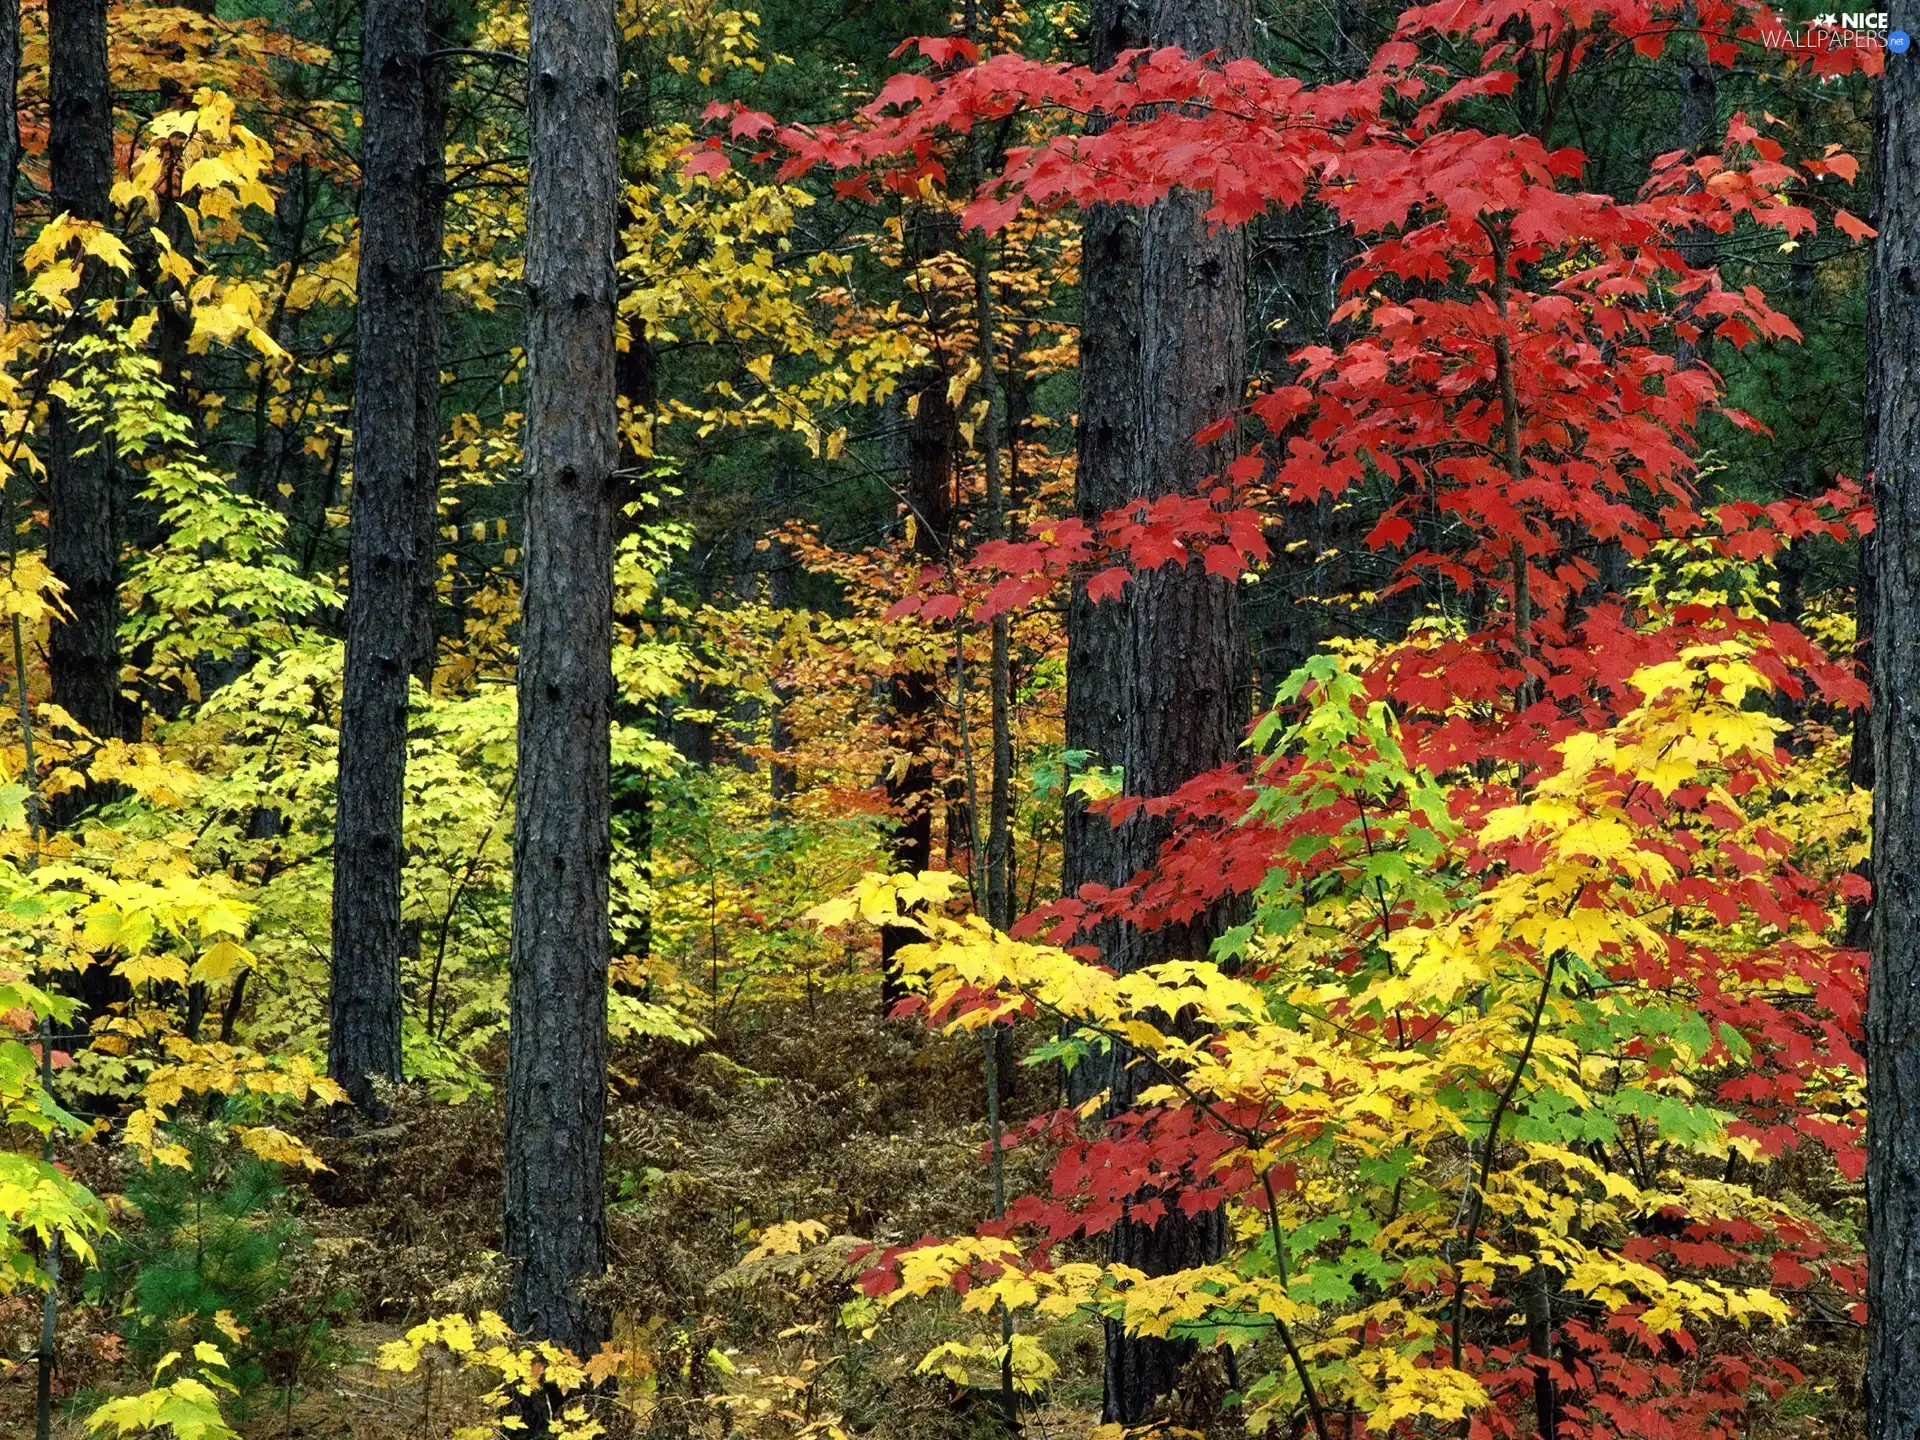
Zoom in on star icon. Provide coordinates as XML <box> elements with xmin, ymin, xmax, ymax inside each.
<box><xmin>1816</xmin><ymin>12</ymin><xmax>1838</xmax><ymax>23</ymax></box>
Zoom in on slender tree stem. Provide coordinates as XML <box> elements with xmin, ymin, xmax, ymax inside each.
<box><xmin>1260</xmin><ymin>1166</ymin><xmax>1331</xmax><ymax>1440</ymax></box>
<box><xmin>1449</xmin><ymin>951</ymin><xmax>1559</xmax><ymax>1376</ymax></box>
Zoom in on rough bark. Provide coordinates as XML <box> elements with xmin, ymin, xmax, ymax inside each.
<box><xmin>0</xmin><ymin>0</ymin><xmax>16</xmax><ymax>322</ymax></box>
<box><xmin>1064</xmin><ymin>0</ymin><xmax>1250</xmax><ymax>1422</ymax></box>
<box><xmin>47</xmin><ymin>0</ymin><xmax>132</xmax><ymax>1032</ymax></box>
<box><xmin>503</xmin><ymin>0</ymin><xmax>619</xmax><ymax>1368</ymax></box>
<box><xmin>1848</xmin><ymin>429</ymin><xmax>1876</xmax><ymax>949</ymax></box>
<box><xmin>880</xmin><ymin>376</ymin><xmax>956</xmax><ymax>1004</ymax></box>
<box><xmin>1866</xmin><ymin>13</ymin><xmax>1920</xmax><ymax>1436</ymax></box>
<box><xmin>881</xmin><ymin>209</ymin><xmax>961</xmax><ymax>1009</ymax></box>
<box><xmin>46</xmin><ymin>0</ymin><xmax>130</xmax><ymax>762</ymax></box>
<box><xmin>328</xmin><ymin>0</ymin><xmax>438</xmax><ymax>1116</ymax></box>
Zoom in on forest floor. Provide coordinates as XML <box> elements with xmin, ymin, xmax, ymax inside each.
<box><xmin>5</xmin><ymin>986</ymin><xmax>1216</xmax><ymax>1440</ymax></box>
<box><xmin>0</xmin><ymin>984</ymin><xmax>1867</xmax><ymax>1439</ymax></box>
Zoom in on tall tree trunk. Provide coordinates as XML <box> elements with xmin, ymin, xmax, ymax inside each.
<box><xmin>503</xmin><ymin>0</ymin><xmax>618</xmax><ymax>1369</ymax></box>
<box><xmin>395</xmin><ymin>8</ymin><xmax>452</xmax><ymax>981</ymax></box>
<box><xmin>880</xmin><ymin>208</ymin><xmax>961</xmax><ymax>1009</ymax></box>
<box><xmin>46</xmin><ymin>0</ymin><xmax>129</xmax><ymax>763</ymax></box>
<box><xmin>1866</xmin><ymin>12</ymin><xmax>1920</xmax><ymax>1435</ymax></box>
<box><xmin>1064</xmin><ymin>0</ymin><xmax>1250</xmax><ymax>1422</ymax></box>
<box><xmin>0</xmin><ymin>2</ymin><xmax>16</xmax><ymax>318</ymax></box>
<box><xmin>47</xmin><ymin>0</ymin><xmax>132</xmax><ymax>1032</ymax></box>
<box><xmin>328</xmin><ymin>0</ymin><xmax>437</xmax><ymax>1115</ymax></box>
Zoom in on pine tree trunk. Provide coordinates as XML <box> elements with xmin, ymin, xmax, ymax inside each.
<box><xmin>881</xmin><ymin>209</ymin><xmax>961</xmax><ymax>1008</ymax></box>
<box><xmin>0</xmin><ymin>0</ymin><xmax>21</xmax><ymax>323</ymax></box>
<box><xmin>47</xmin><ymin>0</ymin><xmax>132</xmax><ymax>1031</ymax></box>
<box><xmin>46</xmin><ymin>0</ymin><xmax>128</xmax><ymax>761</ymax></box>
<box><xmin>503</xmin><ymin>0</ymin><xmax>618</xmax><ymax>1366</ymax></box>
<box><xmin>1866</xmin><ymin>14</ymin><xmax>1920</xmax><ymax>1434</ymax></box>
<box><xmin>1065</xmin><ymin>0</ymin><xmax>1250</xmax><ymax>1422</ymax></box>
<box><xmin>328</xmin><ymin>0</ymin><xmax>438</xmax><ymax>1116</ymax></box>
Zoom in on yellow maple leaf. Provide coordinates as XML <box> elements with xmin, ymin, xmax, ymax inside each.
<box><xmin>190</xmin><ymin>939</ymin><xmax>252</xmax><ymax>985</ymax></box>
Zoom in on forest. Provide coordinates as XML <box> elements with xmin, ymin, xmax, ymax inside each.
<box><xmin>0</xmin><ymin>0</ymin><xmax>1908</xmax><ymax>1437</ymax></box>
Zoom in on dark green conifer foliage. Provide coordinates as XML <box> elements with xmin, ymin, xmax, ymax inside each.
<box><xmin>94</xmin><ymin>1129</ymin><xmax>345</xmax><ymax>1401</ymax></box>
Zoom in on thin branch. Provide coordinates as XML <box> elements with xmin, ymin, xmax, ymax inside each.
<box><xmin>1447</xmin><ymin>950</ymin><xmax>1559</xmax><ymax>1377</ymax></box>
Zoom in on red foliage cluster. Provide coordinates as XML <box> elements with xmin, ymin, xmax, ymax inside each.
<box><xmin>758</xmin><ymin>1</ymin><xmax>1873</xmax><ymax>1430</ymax></box>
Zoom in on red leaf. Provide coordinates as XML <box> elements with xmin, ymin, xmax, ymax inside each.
<box><xmin>1835</xmin><ymin>208</ymin><xmax>1877</xmax><ymax>241</ymax></box>
<box><xmin>977</xmin><ymin>575</ymin><xmax>1048</xmax><ymax>620</ymax></box>
<box><xmin>904</xmin><ymin>35</ymin><xmax>981</xmax><ymax>66</ymax></box>
<box><xmin>680</xmin><ymin>146</ymin><xmax>730</xmax><ymax>178</ymax></box>
<box><xmin>963</xmin><ymin>190</ymin><xmax>1024</xmax><ymax>233</ymax></box>
<box><xmin>1086</xmin><ymin>566</ymin><xmax>1132</xmax><ymax>603</ymax></box>
<box><xmin>1204</xmin><ymin>544</ymin><xmax>1245</xmax><ymax>581</ymax></box>
<box><xmin>1366</xmin><ymin>514</ymin><xmax>1413</xmax><ymax>550</ymax></box>
<box><xmin>729</xmin><ymin>109</ymin><xmax>775</xmax><ymax>140</ymax></box>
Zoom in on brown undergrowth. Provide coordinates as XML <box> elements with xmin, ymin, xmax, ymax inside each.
<box><xmin>3</xmin><ymin>986</ymin><xmax>1163</xmax><ymax>1439</ymax></box>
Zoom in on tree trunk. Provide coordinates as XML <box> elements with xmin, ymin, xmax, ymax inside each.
<box><xmin>0</xmin><ymin>1</ymin><xmax>15</xmax><ymax>322</ymax></box>
<box><xmin>46</xmin><ymin>0</ymin><xmax>129</xmax><ymax>762</ymax></box>
<box><xmin>47</xmin><ymin>0</ymin><xmax>132</xmax><ymax>1032</ymax></box>
<box><xmin>881</xmin><ymin>208</ymin><xmax>961</xmax><ymax>1009</ymax></box>
<box><xmin>1866</xmin><ymin>12</ymin><xmax>1920</xmax><ymax>1435</ymax></box>
<box><xmin>1064</xmin><ymin>0</ymin><xmax>1251</xmax><ymax>1423</ymax></box>
<box><xmin>503</xmin><ymin>0</ymin><xmax>618</xmax><ymax>1369</ymax></box>
<box><xmin>328</xmin><ymin>0</ymin><xmax>439</xmax><ymax>1116</ymax></box>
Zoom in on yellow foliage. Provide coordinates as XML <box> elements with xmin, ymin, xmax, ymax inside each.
<box><xmin>801</xmin><ymin>640</ymin><xmax>1848</xmax><ymax>1431</ymax></box>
